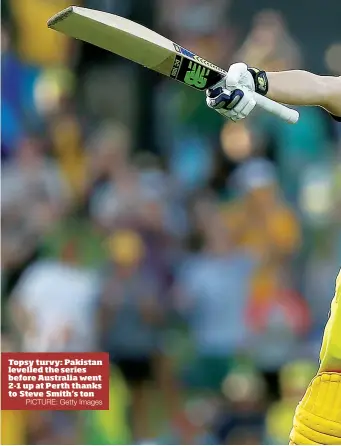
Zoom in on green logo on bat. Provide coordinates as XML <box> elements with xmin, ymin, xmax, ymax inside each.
<box><xmin>184</xmin><ymin>61</ymin><xmax>210</xmax><ymax>89</ymax></box>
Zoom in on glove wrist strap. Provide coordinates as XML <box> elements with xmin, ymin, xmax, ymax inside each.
<box><xmin>248</xmin><ymin>67</ymin><xmax>269</xmax><ymax>96</ymax></box>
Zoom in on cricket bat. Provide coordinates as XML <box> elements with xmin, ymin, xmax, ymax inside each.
<box><xmin>47</xmin><ymin>6</ymin><xmax>299</xmax><ymax>124</ymax></box>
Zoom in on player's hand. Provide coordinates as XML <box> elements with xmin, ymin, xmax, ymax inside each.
<box><xmin>206</xmin><ymin>84</ymin><xmax>256</xmax><ymax>122</ymax></box>
<box><xmin>206</xmin><ymin>62</ymin><xmax>268</xmax><ymax>122</ymax></box>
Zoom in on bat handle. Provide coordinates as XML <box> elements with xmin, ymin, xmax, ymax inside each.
<box><xmin>254</xmin><ymin>92</ymin><xmax>299</xmax><ymax>124</ymax></box>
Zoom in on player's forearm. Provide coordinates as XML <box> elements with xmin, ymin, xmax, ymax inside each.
<box><xmin>266</xmin><ymin>71</ymin><xmax>341</xmax><ymax>116</ymax></box>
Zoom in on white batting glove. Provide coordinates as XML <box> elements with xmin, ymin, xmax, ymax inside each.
<box><xmin>206</xmin><ymin>62</ymin><xmax>268</xmax><ymax>122</ymax></box>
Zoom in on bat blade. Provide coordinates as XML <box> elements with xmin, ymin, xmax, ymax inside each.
<box><xmin>47</xmin><ymin>6</ymin><xmax>225</xmax><ymax>90</ymax></box>
<box><xmin>48</xmin><ymin>6</ymin><xmax>177</xmax><ymax>75</ymax></box>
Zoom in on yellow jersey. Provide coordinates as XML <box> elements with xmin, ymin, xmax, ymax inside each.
<box><xmin>319</xmin><ymin>269</ymin><xmax>341</xmax><ymax>372</ymax></box>
<box><xmin>289</xmin><ymin>270</ymin><xmax>341</xmax><ymax>445</ymax></box>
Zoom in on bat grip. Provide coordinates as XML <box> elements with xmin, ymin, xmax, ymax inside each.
<box><xmin>254</xmin><ymin>92</ymin><xmax>299</xmax><ymax>124</ymax></box>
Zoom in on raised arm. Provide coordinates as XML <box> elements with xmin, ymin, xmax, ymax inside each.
<box><xmin>206</xmin><ymin>63</ymin><xmax>341</xmax><ymax>121</ymax></box>
<box><xmin>267</xmin><ymin>71</ymin><xmax>341</xmax><ymax>116</ymax></box>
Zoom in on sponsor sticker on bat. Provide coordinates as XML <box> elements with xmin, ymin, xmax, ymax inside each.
<box><xmin>184</xmin><ymin>61</ymin><xmax>210</xmax><ymax>88</ymax></box>
<box><xmin>192</xmin><ymin>55</ymin><xmax>226</xmax><ymax>74</ymax></box>
<box><xmin>173</xmin><ymin>44</ymin><xmax>226</xmax><ymax>75</ymax></box>
<box><xmin>173</xmin><ymin>58</ymin><xmax>223</xmax><ymax>90</ymax></box>
<box><xmin>170</xmin><ymin>55</ymin><xmax>182</xmax><ymax>78</ymax></box>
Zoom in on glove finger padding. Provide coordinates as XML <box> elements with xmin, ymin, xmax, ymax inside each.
<box><xmin>206</xmin><ymin>87</ymin><xmax>244</xmax><ymax>109</ymax></box>
<box><xmin>206</xmin><ymin>86</ymin><xmax>256</xmax><ymax>121</ymax></box>
<box><xmin>236</xmin><ymin>95</ymin><xmax>257</xmax><ymax>118</ymax></box>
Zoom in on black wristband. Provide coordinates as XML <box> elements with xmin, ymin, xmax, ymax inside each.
<box><xmin>248</xmin><ymin>67</ymin><xmax>269</xmax><ymax>96</ymax></box>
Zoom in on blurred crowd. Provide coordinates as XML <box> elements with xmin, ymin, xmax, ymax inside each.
<box><xmin>1</xmin><ymin>0</ymin><xmax>341</xmax><ymax>445</ymax></box>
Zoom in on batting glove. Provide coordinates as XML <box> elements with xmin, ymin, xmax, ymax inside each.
<box><xmin>206</xmin><ymin>62</ymin><xmax>268</xmax><ymax>122</ymax></box>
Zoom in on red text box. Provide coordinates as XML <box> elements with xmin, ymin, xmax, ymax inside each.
<box><xmin>1</xmin><ymin>352</ymin><xmax>109</xmax><ymax>410</ymax></box>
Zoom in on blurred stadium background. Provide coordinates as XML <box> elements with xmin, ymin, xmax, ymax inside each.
<box><xmin>1</xmin><ymin>0</ymin><xmax>341</xmax><ymax>444</ymax></box>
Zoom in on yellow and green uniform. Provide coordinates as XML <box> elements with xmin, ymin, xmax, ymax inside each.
<box><xmin>290</xmin><ymin>270</ymin><xmax>341</xmax><ymax>444</ymax></box>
